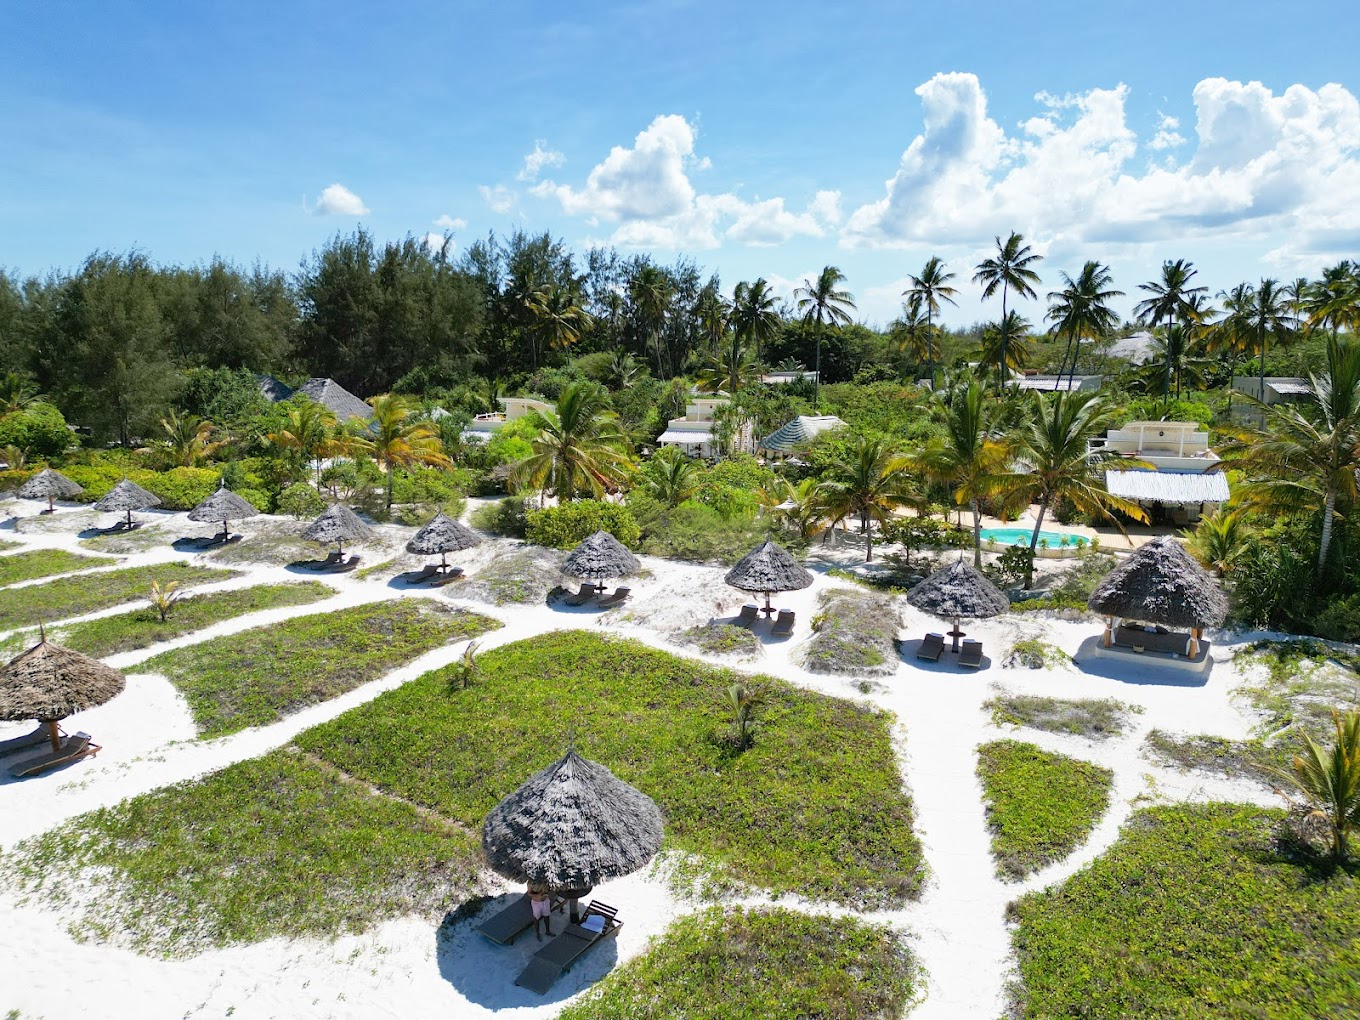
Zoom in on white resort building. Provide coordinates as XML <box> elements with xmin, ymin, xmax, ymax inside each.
<box><xmin>1090</xmin><ymin>421</ymin><xmax>1229</xmax><ymax>526</ymax></box>
<box><xmin>462</xmin><ymin>397</ymin><xmax>554</xmax><ymax>443</ymax></box>
<box><xmin>656</xmin><ymin>396</ymin><xmax>753</xmax><ymax>459</ymax></box>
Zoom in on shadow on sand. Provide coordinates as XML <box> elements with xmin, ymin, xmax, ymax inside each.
<box><xmin>898</xmin><ymin>636</ymin><xmax>993</xmax><ymax>672</ymax></box>
<box><xmin>1070</xmin><ymin>634</ymin><xmax>1212</xmax><ymax>687</ymax></box>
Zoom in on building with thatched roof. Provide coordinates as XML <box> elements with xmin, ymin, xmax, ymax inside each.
<box><xmin>1090</xmin><ymin>422</ymin><xmax>1228</xmax><ymax>526</ymax></box>
<box><xmin>0</xmin><ymin>635</ymin><xmax>126</xmax><ymax>752</ymax></box>
<box><xmin>1087</xmin><ymin>536</ymin><xmax>1226</xmax><ymax>657</ymax></box>
<box><xmin>906</xmin><ymin>558</ymin><xmax>1009</xmax><ymax>651</ymax></box>
<box><xmin>562</xmin><ymin>530</ymin><xmax>640</xmax><ymax>590</ymax></box>
<box><xmin>302</xmin><ymin>504</ymin><xmax>372</xmax><ymax>553</ymax></box>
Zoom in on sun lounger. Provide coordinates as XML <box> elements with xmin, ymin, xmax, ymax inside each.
<box><xmin>958</xmin><ymin>639</ymin><xmax>984</xmax><ymax>669</ymax></box>
<box><xmin>771</xmin><ymin>609</ymin><xmax>795</xmax><ymax>638</ymax></box>
<box><xmin>916</xmin><ymin>632</ymin><xmax>945</xmax><ymax>662</ymax></box>
<box><xmin>9</xmin><ymin>732</ymin><xmax>98</xmax><ymax>778</ymax></box>
<box><xmin>0</xmin><ymin>724</ymin><xmax>55</xmax><ymax>757</ymax></box>
<box><xmin>515</xmin><ymin>901</ymin><xmax>621</xmax><ymax>995</ymax></box>
<box><xmin>477</xmin><ymin>892</ymin><xmax>565</xmax><ymax>946</ymax></box>
<box><xmin>429</xmin><ymin>566</ymin><xmax>465</xmax><ymax>586</ymax></box>
<box><xmin>597</xmin><ymin>586</ymin><xmax>631</xmax><ymax>609</ymax></box>
<box><xmin>734</xmin><ymin>604</ymin><xmax>759</xmax><ymax>629</ymax></box>
<box><xmin>407</xmin><ymin>564</ymin><xmax>441</xmax><ymax>584</ymax></box>
<box><xmin>564</xmin><ymin>584</ymin><xmax>596</xmax><ymax>606</ymax></box>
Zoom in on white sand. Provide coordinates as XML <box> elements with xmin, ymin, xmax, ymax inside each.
<box><xmin>0</xmin><ymin>505</ymin><xmax>1289</xmax><ymax>1018</ymax></box>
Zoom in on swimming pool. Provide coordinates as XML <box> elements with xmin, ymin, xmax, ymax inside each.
<box><xmin>979</xmin><ymin>527</ymin><xmax>1087</xmax><ymax>548</ymax></box>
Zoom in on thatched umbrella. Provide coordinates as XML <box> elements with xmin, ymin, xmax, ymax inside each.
<box><xmin>187</xmin><ymin>483</ymin><xmax>259</xmax><ymax>543</ymax></box>
<box><xmin>1087</xmin><ymin>536</ymin><xmax>1227</xmax><ymax>656</ymax></box>
<box><xmin>302</xmin><ymin>504</ymin><xmax>372</xmax><ymax>557</ymax></box>
<box><xmin>906</xmin><ymin>557</ymin><xmax>1009</xmax><ymax>652</ymax></box>
<box><xmin>483</xmin><ymin>750</ymin><xmax>664</xmax><ymax>904</ymax></box>
<box><xmin>0</xmin><ymin>631</ymin><xmax>126</xmax><ymax>752</ymax></box>
<box><xmin>405</xmin><ymin>511</ymin><xmax>480</xmax><ymax>571</ymax></box>
<box><xmin>563</xmin><ymin>530</ymin><xmax>641</xmax><ymax>593</ymax></box>
<box><xmin>18</xmin><ymin>468</ymin><xmax>83</xmax><ymax>514</ymax></box>
<box><xmin>93</xmin><ymin>478</ymin><xmax>162</xmax><ymax>528</ymax></box>
<box><xmin>725</xmin><ymin>539</ymin><xmax>813</xmax><ymax>616</ymax></box>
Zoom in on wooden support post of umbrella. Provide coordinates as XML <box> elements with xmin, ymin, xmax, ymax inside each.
<box><xmin>17</xmin><ymin>468</ymin><xmax>84</xmax><ymax>515</ymax></box>
<box><xmin>0</xmin><ymin>627</ymin><xmax>126</xmax><ymax>761</ymax></box>
<box><xmin>302</xmin><ymin>504</ymin><xmax>373</xmax><ymax>561</ymax></box>
<box><xmin>406</xmin><ymin>511</ymin><xmax>481</xmax><ymax>574</ymax></box>
<box><xmin>187</xmin><ymin>483</ymin><xmax>260</xmax><ymax>545</ymax></box>
<box><xmin>906</xmin><ymin>557</ymin><xmax>1009</xmax><ymax>653</ymax></box>
<box><xmin>724</xmin><ymin>539</ymin><xmax>813</xmax><ymax>618</ymax></box>
<box><xmin>563</xmin><ymin>530</ymin><xmax>641</xmax><ymax>595</ymax></box>
<box><xmin>92</xmin><ymin>478</ymin><xmax>162</xmax><ymax>531</ymax></box>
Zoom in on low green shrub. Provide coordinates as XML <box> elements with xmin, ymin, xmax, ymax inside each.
<box><xmin>804</xmin><ymin>588</ymin><xmax>899</xmax><ymax>676</ymax></box>
<box><xmin>1003</xmin><ymin>639</ymin><xmax>1071</xmax><ymax>669</ymax></box>
<box><xmin>986</xmin><ymin>694</ymin><xmax>1138</xmax><ymax>740</ymax></box>
<box><xmin>631</xmin><ymin>495</ymin><xmax>778</xmax><ymax>564</ymax></box>
<box><xmin>142</xmin><ymin>467</ymin><xmax>223</xmax><ymax>510</ymax></box>
<box><xmin>275</xmin><ymin>482</ymin><xmax>328</xmax><ymax>520</ymax></box>
<box><xmin>470</xmin><ymin>496</ymin><xmax>529</xmax><ymax>538</ymax></box>
<box><xmin>678</xmin><ymin>623</ymin><xmax>762</xmax><ymax>658</ymax></box>
<box><xmin>525</xmin><ymin>499</ymin><xmax>640</xmax><ymax>549</ymax></box>
<box><xmin>0</xmin><ymin>402</ymin><xmax>72</xmax><ymax>458</ymax></box>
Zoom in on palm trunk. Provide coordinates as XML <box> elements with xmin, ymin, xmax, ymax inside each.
<box><xmin>813</xmin><ymin>320</ymin><xmax>823</xmax><ymax>410</ymax></box>
<box><xmin>386</xmin><ymin>463</ymin><xmax>394</xmax><ymax>509</ymax></box>
<box><xmin>971</xmin><ymin>497</ymin><xmax>983</xmax><ymax>567</ymax></box>
<box><xmin>1319</xmin><ymin>487</ymin><xmax>1337</xmax><ymax>570</ymax></box>
<box><xmin>925</xmin><ymin>308</ymin><xmax>934</xmax><ymax>381</ymax></box>
<box><xmin>1025</xmin><ymin>499</ymin><xmax>1049</xmax><ymax>588</ymax></box>
<box><xmin>998</xmin><ymin>287</ymin><xmax>1008</xmax><ymax>394</ymax></box>
<box><xmin>863</xmin><ymin>509</ymin><xmax>873</xmax><ymax>562</ymax></box>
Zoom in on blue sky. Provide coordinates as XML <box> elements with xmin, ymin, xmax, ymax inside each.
<box><xmin>2</xmin><ymin>0</ymin><xmax>1358</xmax><ymax>327</ymax></box>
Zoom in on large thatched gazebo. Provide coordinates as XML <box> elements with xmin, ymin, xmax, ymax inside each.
<box><xmin>1087</xmin><ymin>536</ymin><xmax>1227</xmax><ymax>657</ymax></box>
<box><xmin>93</xmin><ymin>478</ymin><xmax>162</xmax><ymax>529</ymax></box>
<box><xmin>0</xmin><ymin>633</ymin><xmax>126</xmax><ymax>756</ymax></box>
<box><xmin>187</xmin><ymin>483</ymin><xmax>259</xmax><ymax>544</ymax></box>
<box><xmin>725</xmin><ymin>539</ymin><xmax>813</xmax><ymax>617</ymax></box>
<box><xmin>302</xmin><ymin>504</ymin><xmax>372</xmax><ymax>557</ymax></box>
<box><xmin>18</xmin><ymin>468</ymin><xmax>83</xmax><ymax>514</ymax></box>
<box><xmin>563</xmin><ymin>530</ymin><xmax>641</xmax><ymax>594</ymax></box>
<box><xmin>406</xmin><ymin>511</ymin><xmax>481</xmax><ymax>572</ymax></box>
<box><xmin>906</xmin><ymin>557</ymin><xmax>1010</xmax><ymax>652</ymax></box>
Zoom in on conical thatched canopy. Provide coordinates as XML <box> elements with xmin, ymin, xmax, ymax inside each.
<box><xmin>405</xmin><ymin>512</ymin><xmax>481</xmax><ymax>556</ymax></box>
<box><xmin>724</xmin><ymin>540</ymin><xmax>813</xmax><ymax>595</ymax></box>
<box><xmin>907</xmin><ymin>558</ymin><xmax>1009</xmax><ymax>620</ymax></box>
<box><xmin>0</xmin><ymin>638</ymin><xmax>126</xmax><ymax>723</ymax></box>
<box><xmin>482</xmin><ymin>750</ymin><xmax>664</xmax><ymax>890</ymax></box>
<box><xmin>93</xmin><ymin>478</ymin><xmax>162</xmax><ymax>513</ymax></box>
<box><xmin>18</xmin><ymin>468</ymin><xmax>83</xmax><ymax>501</ymax></box>
<box><xmin>1087</xmin><ymin>536</ymin><xmax>1227</xmax><ymax>628</ymax></box>
<box><xmin>187</xmin><ymin>484</ymin><xmax>259</xmax><ymax>524</ymax></box>
<box><xmin>302</xmin><ymin>504</ymin><xmax>372</xmax><ymax>547</ymax></box>
<box><xmin>563</xmin><ymin>530</ymin><xmax>640</xmax><ymax>582</ymax></box>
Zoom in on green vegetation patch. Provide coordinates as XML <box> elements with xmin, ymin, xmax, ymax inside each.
<box><xmin>1143</xmin><ymin>729</ymin><xmax>1288</xmax><ymax>783</ymax></box>
<box><xmin>677</xmin><ymin>622</ymin><xmax>761</xmax><ymax>658</ymax></box>
<box><xmin>803</xmin><ymin>587</ymin><xmax>900</xmax><ymax>676</ymax></box>
<box><xmin>2</xmin><ymin>750</ymin><xmax>484</xmax><ymax>956</ymax></box>
<box><xmin>976</xmin><ymin>740</ymin><xmax>1113</xmax><ymax>879</ymax></box>
<box><xmin>987</xmin><ymin>694</ymin><xmax>1139</xmax><ymax>740</ymax></box>
<box><xmin>558</xmin><ymin>906</ymin><xmax>916</xmax><ymax>1020</ymax></box>
<box><xmin>457</xmin><ymin>546</ymin><xmax>563</xmax><ymax>605</ymax></box>
<box><xmin>1009</xmin><ymin>804</ymin><xmax>1360</xmax><ymax>1019</ymax></box>
<box><xmin>0</xmin><ymin>562</ymin><xmax>236</xmax><ymax>631</ymax></box>
<box><xmin>300</xmin><ymin>631</ymin><xmax>923</xmax><ymax>907</ymax></box>
<box><xmin>0</xmin><ymin>548</ymin><xmax>116</xmax><ymax>586</ymax></box>
<box><xmin>141</xmin><ymin>599</ymin><xmax>499</xmax><ymax>737</ymax></box>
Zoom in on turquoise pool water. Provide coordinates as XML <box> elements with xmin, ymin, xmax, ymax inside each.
<box><xmin>980</xmin><ymin>527</ymin><xmax>1086</xmax><ymax>548</ymax></box>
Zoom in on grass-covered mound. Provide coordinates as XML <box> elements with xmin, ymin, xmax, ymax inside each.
<box><xmin>458</xmin><ymin>546</ymin><xmax>563</xmax><ymax>605</ymax></box>
<box><xmin>300</xmin><ymin>631</ymin><xmax>923</xmax><ymax>907</ymax></box>
<box><xmin>802</xmin><ymin>587</ymin><xmax>899</xmax><ymax>676</ymax></box>
<box><xmin>677</xmin><ymin>622</ymin><xmax>761</xmax><ymax>659</ymax></box>
<box><xmin>140</xmin><ymin>599</ymin><xmax>499</xmax><ymax>737</ymax></box>
<box><xmin>0</xmin><ymin>562</ymin><xmax>235</xmax><ymax>631</ymax></box>
<box><xmin>976</xmin><ymin>740</ymin><xmax>1113</xmax><ymax>879</ymax></box>
<box><xmin>0</xmin><ymin>548</ymin><xmax>115</xmax><ymax>586</ymax></box>
<box><xmin>2</xmin><ymin>750</ymin><xmax>484</xmax><ymax>956</ymax></box>
<box><xmin>1009</xmin><ymin>804</ymin><xmax>1360</xmax><ymax>1018</ymax></box>
<box><xmin>986</xmin><ymin>694</ymin><xmax>1139</xmax><ymax>740</ymax></box>
<box><xmin>558</xmin><ymin>906</ymin><xmax>916</xmax><ymax>1020</ymax></box>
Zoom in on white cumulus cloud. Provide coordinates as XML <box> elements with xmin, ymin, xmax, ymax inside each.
<box><xmin>517</xmin><ymin>141</ymin><xmax>566</xmax><ymax>182</ymax></box>
<box><xmin>312</xmin><ymin>183</ymin><xmax>370</xmax><ymax>216</ymax></box>
<box><xmin>433</xmin><ymin>214</ymin><xmax>467</xmax><ymax>230</ymax></box>
<box><xmin>479</xmin><ymin>184</ymin><xmax>517</xmax><ymax>214</ymax></box>
<box><xmin>1149</xmin><ymin>113</ymin><xmax>1185</xmax><ymax>151</ymax></box>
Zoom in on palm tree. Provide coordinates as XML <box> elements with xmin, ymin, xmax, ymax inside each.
<box><xmin>1045</xmin><ymin>262</ymin><xmax>1123</xmax><ymax>386</ymax></box>
<box><xmin>511</xmin><ymin>381</ymin><xmax>634</xmax><ymax>501</ymax></box>
<box><xmin>1213</xmin><ymin>282</ymin><xmax>1257</xmax><ymax>401</ymax></box>
<box><xmin>1134</xmin><ymin>259</ymin><xmax>1208</xmax><ymax>402</ymax></box>
<box><xmin>629</xmin><ymin>265</ymin><xmax>673</xmax><ymax>376</ymax></box>
<box><xmin>904</xmin><ymin>256</ymin><xmax>958</xmax><ymax>379</ymax></box>
<box><xmin>761</xmin><ymin>477</ymin><xmax>830</xmax><ymax>541</ymax></box>
<box><xmin>604</xmin><ymin>351</ymin><xmax>643</xmax><ymax>390</ymax></box>
<box><xmin>973</xmin><ymin>233</ymin><xmax>1043</xmax><ymax>392</ymax></box>
<box><xmin>795</xmin><ymin>266</ymin><xmax>856</xmax><ymax>409</ymax></box>
<box><xmin>693</xmin><ymin>284</ymin><xmax>731</xmax><ymax>358</ymax></box>
<box><xmin>526</xmin><ymin>284</ymin><xmax>594</xmax><ymax>358</ymax></box>
<box><xmin>726</xmin><ymin>682</ymin><xmax>767</xmax><ymax>751</ymax></box>
<box><xmin>1143</xmin><ymin>322</ymin><xmax>1212</xmax><ymax>402</ymax></box>
<box><xmin>1183</xmin><ymin>508</ymin><xmax>1253</xmax><ymax>577</ymax></box>
<box><xmin>0</xmin><ymin>373</ymin><xmax>40</xmax><ymax>414</ymax></box>
<box><xmin>1305</xmin><ymin>261</ymin><xmax>1360</xmax><ymax>335</ymax></box>
<box><xmin>1245</xmin><ymin>278</ymin><xmax>1293</xmax><ymax>409</ymax></box>
<box><xmin>352</xmin><ymin>394</ymin><xmax>450</xmax><ymax>508</ymax></box>
<box><xmin>891</xmin><ymin>295</ymin><xmax>938</xmax><ymax>372</ymax></box>
<box><xmin>643</xmin><ymin>446</ymin><xmax>699</xmax><ymax>507</ymax></box>
<box><xmin>731</xmin><ymin>278</ymin><xmax>781</xmax><ymax>365</ymax></box>
<box><xmin>1006</xmin><ymin>392</ymin><xmax>1147</xmax><ymax>586</ymax></box>
<box><xmin>268</xmin><ymin>401</ymin><xmax>340</xmax><ymax>485</ymax></box>
<box><xmin>1266</xmin><ymin>709</ymin><xmax>1360</xmax><ymax>862</ymax></box>
<box><xmin>976</xmin><ymin>312</ymin><xmax>1033</xmax><ymax>383</ymax></box>
<box><xmin>696</xmin><ymin>344</ymin><xmax>757</xmax><ymax>394</ymax></box>
<box><xmin>819</xmin><ymin>435</ymin><xmax>920</xmax><ymax>562</ymax></box>
<box><xmin>160</xmin><ymin>410</ymin><xmax>223</xmax><ymax>467</ymax></box>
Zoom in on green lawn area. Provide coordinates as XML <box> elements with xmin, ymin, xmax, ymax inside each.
<box><xmin>1010</xmin><ymin>804</ymin><xmax>1360</xmax><ymax>1018</ymax></box>
<box><xmin>976</xmin><ymin>740</ymin><xmax>1113</xmax><ymax>879</ymax></box>
<box><xmin>140</xmin><ymin>598</ymin><xmax>500</xmax><ymax>738</ymax></box>
<box><xmin>1</xmin><ymin>750</ymin><xmax>484</xmax><ymax>956</ymax></box>
<box><xmin>558</xmin><ymin>906</ymin><xmax>916</xmax><ymax>1020</ymax></box>
<box><xmin>0</xmin><ymin>548</ymin><xmax>116</xmax><ymax>586</ymax></box>
<box><xmin>985</xmin><ymin>694</ymin><xmax>1140</xmax><ymax>740</ymax></box>
<box><xmin>299</xmin><ymin>630</ymin><xmax>923</xmax><ymax>907</ymax></box>
<box><xmin>0</xmin><ymin>561</ymin><xmax>236</xmax><ymax>631</ymax></box>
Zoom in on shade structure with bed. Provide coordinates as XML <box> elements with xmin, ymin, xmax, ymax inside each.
<box><xmin>404</xmin><ymin>511</ymin><xmax>480</xmax><ymax>584</ymax></box>
<box><xmin>17</xmin><ymin>468</ymin><xmax>83</xmax><ymax>515</ymax></box>
<box><xmin>906</xmin><ymin>558</ymin><xmax>1009</xmax><ymax>659</ymax></box>
<box><xmin>92</xmin><ymin>478</ymin><xmax>162</xmax><ymax>532</ymax></box>
<box><xmin>187</xmin><ymin>483</ymin><xmax>260</xmax><ymax>545</ymax></box>
<box><xmin>724</xmin><ymin>539</ymin><xmax>813</xmax><ymax>621</ymax></box>
<box><xmin>301</xmin><ymin>504</ymin><xmax>372</xmax><ymax>571</ymax></box>
<box><xmin>562</xmin><ymin>530</ymin><xmax>640</xmax><ymax>599</ymax></box>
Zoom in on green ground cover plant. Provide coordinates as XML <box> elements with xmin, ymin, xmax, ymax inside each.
<box><xmin>0</xmin><ymin>562</ymin><xmax>235</xmax><ymax>631</ymax></box>
<box><xmin>0</xmin><ymin>548</ymin><xmax>115</xmax><ymax>586</ymax></box>
<box><xmin>986</xmin><ymin>694</ymin><xmax>1139</xmax><ymax>740</ymax></box>
<box><xmin>677</xmin><ymin>622</ymin><xmax>761</xmax><ymax>658</ymax></box>
<box><xmin>802</xmin><ymin>587</ymin><xmax>900</xmax><ymax>676</ymax></box>
<box><xmin>1009</xmin><ymin>804</ymin><xmax>1360</xmax><ymax>1018</ymax></box>
<box><xmin>557</xmin><ymin>906</ymin><xmax>916</xmax><ymax>1020</ymax></box>
<box><xmin>300</xmin><ymin>630</ymin><xmax>923</xmax><ymax>907</ymax></box>
<box><xmin>2</xmin><ymin>750</ymin><xmax>484</xmax><ymax>956</ymax></box>
<box><xmin>976</xmin><ymin>740</ymin><xmax>1113</xmax><ymax>879</ymax></box>
<box><xmin>141</xmin><ymin>599</ymin><xmax>499</xmax><ymax>737</ymax></box>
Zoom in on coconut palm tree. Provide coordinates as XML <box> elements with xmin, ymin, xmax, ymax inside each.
<box><xmin>1266</xmin><ymin>709</ymin><xmax>1360</xmax><ymax>862</ymax></box>
<box><xmin>696</xmin><ymin>344</ymin><xmax>757</xmax><ymax>394</ymax></box>
<box><xmin>268</xmin><ymin>400</ymin><xmax>340</xmax><ymax>485</ymax></box>
<box><xmin>629</xmin><ymin>265</ymin><xmax>673</xmax><ymax>376</ymax></box>
<box><xmin>760</xmin><ymin>477</ymin><xmax>830</xmax><ymax>541</ymax></box>
<box><xmin>160</xmin><ymin>410</ymin><xmax>224</xmax><ymax>467</ymax></box>
<box><xmin>1183</xmin><ymin>508</ymin><xmax>1253</xmax><ymax>577</ymax></box>
<box><xmin>511</xmin><ymin>380</ymin><xmax>634</xmax><ymax>501</ymax></box>
<box><xmin>973</xmin><ymin>233</ymin><xmax>1043</xmax><ymax>392</ymax></box>
<box><xmin>1212</xmin><ymin>282</ymin><xmax>1257</xmax><ymax>400</ymax></box>
<box><xmin>795</xmin><ymin>266</ymin><xmax>856</xmax><ymax>409</ymax></box>
<box><xmin>526</xmin><ymin>283</ymin><xmax>594</xmax><ymax>357</ymax></box>
<box><xmin>1134</xmin><ymin>259</ymin><xmax>1208</xmax><ymax>401</ymax></box>
<box><xmin>1244</xmin><ymin>278</ymin><xmax>1293</xmax><ymax>406</ymax></box>
<box><xmin>0</xmin><ymin>373</ymin><xmax>41</xmax><ymax>414</ymax></box>
<box><xmin>904</xmin><ymin>256</ymin><xmax>958</xmax><ymax>379</ymax></box>
<box><xmin>891</xmin><ymin>295</ymin><xmax>937</xmax><ymax>372</ymax></box>
<box><xmin>1005</xmin><ymin>391</ymin><xmax>1147</xmax><ymax>586</ymax></box>
<box><xmin>352</xmin><ymin>393</ymin><xmax>450</xmax><ymax>508</ymax></box>
<box><xmin>976</xmin><ymin>312</ymin><xmax>1033</xmax><ymax>383</ymax></box>
<box><xmin>1305</xmin><ymin>261</ymin><xmax>1360</xmax><ymax>335</ymax></box>
<box><xmin>1045</xmin><ymin>262</ymin><xmax>1123</xmax><ymax>386</ymax></box>
<box><xmin>1143</xmin><ymin>322</ymin><xmax>1213</xmax><ymax>403</ymax></box>
<box><xmin>820</xmin><ymin>435</ymin><xmax>920</xmax><ymax>562</ymax></box>
<box><xmin>693</xmin><ymin>284</ymin><xmax>731</xmax><ymax>359</ymax></box>
<box><xmin>643</xmin><ymin>446</ymin><xmax>699</xmax><ymax>507</ymax></box>
<box><xmin>731</xmin><ymin>278</ymin><xmax>782</xmax><ymax>365</ymax></box>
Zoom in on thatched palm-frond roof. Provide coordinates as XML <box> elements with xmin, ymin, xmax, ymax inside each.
<box><xmin>907</xmin><ymin>558</ymin><xmax>1009</xmax><ymax>620</ymax></box>
<box><xmin>187</xmin><ymin>484</ymin><xmax>260</xmax><ymax>523</ymax></box>
<box><xmin>405</xmin><ymin>512</ymin><xmax>480</xmax><ymax>555</ymax></box>
<box><xmin>302</xmin><ymin>504</ymin><xmax>372</xmax><ymax>546</ymax></box>
<box><xmin>0</xmin><ymin>638</ymin><xmax>126</xmax><ymax>722</ymax></box>
<box><xmin>92</xmin><ymin>478</ymin><xmax>162</xmax><ymax>513</ymax></box>
<box><xmin>562</xmin><ymin>530</ymin><xmax>641</xmax><ymax>581</ymax></box>
<box><xmin>18</xmin><ymin>469</ymin><xmax>83</xmax><ymax>501</ymax></box>
<box><xmin>724</xmin><ymin>540</ymin><xmax>813</xmax><ymax>594</ymax></box>
<box><xmin>1087</xmin><ymin>536</ymin><xmax>1227</xmax><ymax>628</ymax></box>
<box><xmin>482</xmin><ymin>750</ymin><xmax>664</xmax><ymax>889</ymax></box>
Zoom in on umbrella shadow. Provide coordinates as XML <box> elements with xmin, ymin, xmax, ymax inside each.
<box><xmin>1070</xmin><ymin>635</ymin><xmax>1212</xmax><ymax>687</ymax></box>
<box><xmin>171</xmin><ymin>535</ymin><xmax>240</xmax><ymax>553</ymax></box>
<box><xmin>435</xmin><ymin>893</ymin><xmax>619</xmax><ymax>1008</ymax></box>
<box><xmin>899</xmin><ymin>637</ymin><xmax>993</xmax><ymax>673</ymax></box>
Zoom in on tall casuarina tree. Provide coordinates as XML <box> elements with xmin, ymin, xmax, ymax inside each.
<box><xmin>973</xmin><ymin>233</ymin><xmax>1043</xmax><ymax>393</ymax></box>
<box><xmin>903</xmin><ymin>256</ymin><xmax>958</xmax><ymax>380</ymax></box>
<box><xmin>795</xmin><ymin>266</ymin><xmax>856</xmax><ymax>409</ymax></box>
